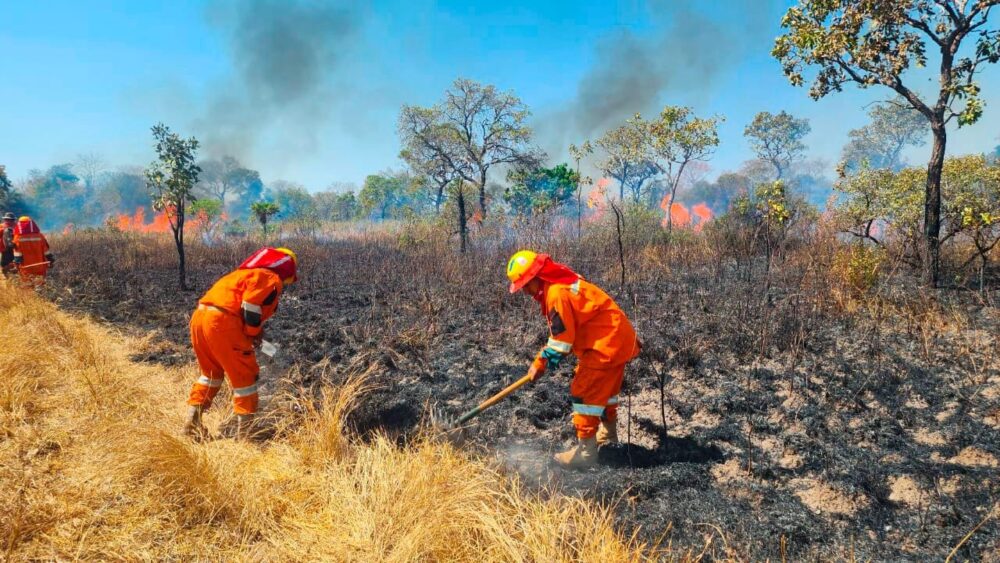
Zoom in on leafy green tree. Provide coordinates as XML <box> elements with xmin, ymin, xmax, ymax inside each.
<box><xmin>250</xmin><ymin>201</ymin><xmax>280</xmax><ymax>237</ymax></box>
<box><xmin>96</xmin><ymin>168</ymin><xmax>150</xmax><ymax>215</ymax></box>
<box><xmin>400</xmin><ymin>135</ymin><xmax>456</xmax><ymax>214</ymax></box>
<box><xmin>189</xmin><ymin>198</ymin><xmax>224</xmax><ymax>239</ymax></box>
<box><xmin>267</xmin><ymin>181</ymin><xmax>316</xmax><ymax>221</ymax></box>
<box><xmin>942</xmin><ymin>155</ymin><xmax>1000</xmax><ymax>290</ymax></box>
<box><xmin>773</xmin><ymin>0</ymin><xmax>1000</xmax><ymax>287</ymax></box>
<box><xmin>0</xmin><ymin>165</ymin><xmax>27</xmax><ymax>218</ymax></box>
<box><xmin>680</xmin><ymin>172</ymin><xmax>751</xmax><ymax>212</ymax></box>
<box><xmin>744</xmin><ymin>111</ymin><xmax>810</xmax><ymax>180</ymax></box>
<box><xmin>841</xmin><ymin>98</ymin><xmax>927</xmax><ymax>172</ymax></box>
<box><xmin>593</xmin><ymin>116</ymin><xmax>659</xmax><ymax>202</ymax></box>
<box><xmin>648</xmin><ymin>106</ymin><xmax>723</xmax><ymax>233</ymax></box>
<box><xmin>21</xmin><ymin>165</ymin><xmax>84</xmax><ymax>227</ymax></box>
<box><xmin>145</xmin><ymin>123</ymin><xmax>201</xmax><ymax>289</ymax></box>
<box><xmin>197</xmin><ymin>156</ymin><xmax>261</xmax><ymax>207</ymax></box>
<box><xmin>504</xmin><ymin>163</ymin><xmax>580</xmax><ymax>215</ymax></box>
<box><xmin>315</xmin><ymin>188</ymin><xmax>359</xmax><ymax>221</ymax></box>
<box><xmin>358</xmin><ymin>173</ymin><xmax>409</xmax><ymax>220</ymax></box>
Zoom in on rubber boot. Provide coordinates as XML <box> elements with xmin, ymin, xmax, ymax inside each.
<box><xmin>236</xmin><ymin>413</ymin><xmax>256</xmax><ymax>441</ymax></box>
<box><xmin>553</xmin><ymin>436</ymin><xmax>598</xmax><ymax>468</ymax></box>
<box><xmin>182</xmin><ymin>405</ymin><xmax>208</xmax><ymax>440</ymax></box>
<box><xmin>596</xmin><ymin>419</ymin><xmax>619</xmax><ymax>446</ymax></box>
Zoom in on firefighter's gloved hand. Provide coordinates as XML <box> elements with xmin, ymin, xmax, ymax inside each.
<box><xmin>528</xmin><ymin>356</ymin><xmax>547</xmax><ymax>382</ymax></box>
<box><xmin>13</xmin><ymin>256</ymin><xmax>22</xmax><ymax>265</ymax></box>
<box><xmin>253</xmin><ymin>332</ymin><xmax>264</xmax><ymax>348</ymax></box>
<box><xmin>45</xmin><ymin>253</ymin><xmax>55</xmax><ymax>266</ymax></box>
<box><xmin>541</xmin><ymin>347</ymin><xmax>565</xmax><ymax>369</ymax></box>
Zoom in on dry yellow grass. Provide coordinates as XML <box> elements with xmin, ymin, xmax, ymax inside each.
<box><xmin>0</xmin><ymin>284</ymin><xmax>698</xmax><ymax>562</ymax></box>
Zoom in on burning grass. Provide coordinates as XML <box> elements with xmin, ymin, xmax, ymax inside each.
<box><xmin>0</xmin><ymin>283</ymin><xmax>710</xmax><ymax>561</ymax></box>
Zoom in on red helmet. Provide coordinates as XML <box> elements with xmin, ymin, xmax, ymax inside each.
<box><xmin>239</xmin><ymin>247</ymin><xmax>298</xmax><ymax>285</ymax></box>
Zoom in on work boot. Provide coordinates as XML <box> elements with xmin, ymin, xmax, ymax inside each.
<box><xmin>596</xmin><ymin>419</ymin><xmax>619</xmax><ymax>446</ymax></box>
<box><xmin>235</xmin><ymin>413</ymin><xmax>256</xmax><ymax>441</ymax></box>
<box><xmin>182</xmin><ymin>405</ymin><xmax>208</xmax><ymax>441</ymax></box>
<box><xmin>553</xmin><ymin>436</ymin><xmax>598</xmax><ymax>469</ymax></box>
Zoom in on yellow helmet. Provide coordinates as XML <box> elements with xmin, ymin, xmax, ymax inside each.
<box><xmin>506</xmin><ymin>249</ymin><xmax>541</xmax><ymax>293</ymax></box>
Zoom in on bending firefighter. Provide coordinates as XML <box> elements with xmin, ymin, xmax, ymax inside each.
<box><xmin>183</xmin><ymin>247</ymin><xmax>298</xmax><ymax>440</ymax></box>
<box><xmin>508</xmin><ymin>250</ymin><xmax>639</xmax><ymax>468</ymax></box>
<box><xmin>11</xmin><ymin>216</ymin><xmax>55</xmax><ymax>286</ymax></box>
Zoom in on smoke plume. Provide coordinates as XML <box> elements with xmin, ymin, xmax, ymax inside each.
<box><xmin>536</xmin><ymin>1</ymin><xmax>783</xmax><ymax>158</ymax></box>
<box><xmin>195</xmin><ymin>0</ymin><xmax>365</xmax><ymax>161</ymax></box>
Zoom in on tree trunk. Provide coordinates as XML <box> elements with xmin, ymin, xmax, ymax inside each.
<box><xmin>665</xmin><ymin>162</ymin><xmax>688</xmax><ymax>236</ymax></box>
<box><xmin>457</xmin><ymin>187</ymin><xmax>468</xmax><ymax>253</ymax></box>
<box><xmin>174</xmin><ymin>207</ymin><xmax>188</xmax><ymax>290</ymax></box>
<box><xmin>435</xmin><ymin>183</ymin><xmax>445</xmax><ymax>214</ymax></box>
<box><xmin>576</xmin><ymin>160</ymin><xmax>582</xmax><ymax>239</ymax></box>
<box><xmin>478</xmin><ymin>171</ymin><xmax>488</xmax><ymax>217</ymax></box>
<box><xmin>923</xmin><ymin>121</ymin><xmax>946</xmax><ymax>288</ymax></box>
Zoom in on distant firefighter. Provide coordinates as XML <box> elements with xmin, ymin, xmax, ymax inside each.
<box><xmin>0</xmin><ymin>212</ymin><xmax>15</xmax><ymax>277</ymax></box>
<box><xmin>12</xmin><ymin>216</ymin><xmax>54</xmax><ymax>286</ymax></box>
<box><xmin>507</xmin><ymin>250</ymin><xmax>640</xmax><ymax>469</ymax></box>
<box><xmin>183</xmin><ymin>247</ymin><xmax>298</xmax><ymax>440</ymax></box>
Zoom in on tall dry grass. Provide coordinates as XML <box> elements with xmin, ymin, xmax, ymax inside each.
<box><xmin>0</xmin><ymin>283</ymin><xmax>703</xmax><ymax>561</ymax></box>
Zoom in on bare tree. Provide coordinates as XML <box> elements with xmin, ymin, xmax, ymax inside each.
<box><xmin>197</xmin><ymin>156</ymin><xmax>260</xmax><ymax>206</ymax></box>
<box><xmin>75</xmin><ymin>152</ymin><xmax>106</xmax><ymax>192</ymax></box>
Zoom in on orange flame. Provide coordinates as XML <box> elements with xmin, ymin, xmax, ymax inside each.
<box><xmin>659</xmin><ymin>196</ymin><xmax>714</xmax><ymax>231</ymax></box>
<box><xmin>691</xmin><ymin>203</ymin><xmax>713</xmax><ymax>232</ymax></box>
<box><xmin>584</xmin><ymin>178</ymin><xmax>610</xmax><ymax>223</ymax></box>
<box><xmin>62</xmin><ymin>223</ymin><xmax>75</xmax><ymax>236</ymax></box>
<box><xmin>113</xmin><ymin>207</ymin><xmax>175</xmax><ymax>233</ymax></box>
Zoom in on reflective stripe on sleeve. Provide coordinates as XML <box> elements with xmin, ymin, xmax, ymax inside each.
<box><xmin>607</xmin><ymin>395</ymin><xmax>620</xmax><ymax>406</ymax></box>
<box><xmin>572</xmin><ymin>403</ymin><xmax>606</xmax><ymax>417</ymax></box>
<box><xmin>197</xmin><ymin>376</ymin><xmax>224</xmax><ymax>388</ymax></box>
<box><xmin>232</xmin><ymin>383</ymin><xmax>258</xmax><ymax>397</ymax></box>
<box><xmin>16</xmin><ymin>236</ymin><xmax>42</xmax><ymax>242</ymax></box>
<box><xmin>241</xmin><ymin>301</ymin><xmax>263</xmax><ymax>314</ymax></box>
<box><xmin>545</xmin><ymin>338</ymin><xmax>572</xmax><ymax>354</ymax></box>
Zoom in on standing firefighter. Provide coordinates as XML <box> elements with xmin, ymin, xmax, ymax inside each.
<box><xmin>183</xmin><ymin>247</ymin><xmax>298</xmax><ymax>440</ymax></box>
<box><xmin>507</xmin><ymin>250</ymin><xmax>639</xmax><ymax>468</ymax></box>
<box><xmin>0</xmin><ymin>213</ymin><xmax>16</xmax><ymax>277</ymax></box>
<box><xmin>12</xmin><ymin>216</ymin><xmax>54</xmax><ymax>286</ymax></box>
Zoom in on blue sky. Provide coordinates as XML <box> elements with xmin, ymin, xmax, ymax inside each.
<box><xmin>2</xmin><ymin>0</ymin><xmax>999</xmax><ymax>190</ymax></box>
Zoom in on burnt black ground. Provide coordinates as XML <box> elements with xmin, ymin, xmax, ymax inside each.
<box><xmin>42</xmin><ymin>230</ymin><xmax>1000</xmax><ymax>561</ymax></box>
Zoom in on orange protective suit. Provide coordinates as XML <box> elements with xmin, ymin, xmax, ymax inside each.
<box><xmin>534</xmin><ymin>276</ymin><xmax>639</xmax><ymax>439</ymax></box>
<box><xmin>187</xmin><ymin>268</ymin><xmax>283</xmax><ymax>415</ymax></box>
<box><xmin>12</xmin><ymin>217</ymin><xmax>51</xmax><ymax>286</ymax></box>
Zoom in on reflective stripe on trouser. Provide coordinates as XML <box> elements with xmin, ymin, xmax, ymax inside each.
<box><xmin>187</xmin><ymin>307</ymin><xmax>260</xmax><ymax>414</ymax></box>
<box><xmin>569</xmin><ymin>363</ymin><xmax>625</xmax><ymax>439</ymax></box>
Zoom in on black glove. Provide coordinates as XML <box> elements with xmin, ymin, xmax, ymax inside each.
<box><xmin>45</xmin><ymin>254</ymin><xmax>55</xmax><ymax>266</ymax></box>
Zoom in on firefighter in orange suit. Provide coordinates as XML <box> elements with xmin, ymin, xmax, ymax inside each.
<box><xmin>12</xmin><ymin>216</ymin><xmax>54</xmax><ymax>286</ymax></box>
<box><xmin>507</xmin><ymin>250</ymin><xmax>639</xmax><ymax>468</ymax></box>
<box><xmin>183</xmin><ymin>247</ymin><xmax>298</xmax><ymax>440</ymax></box>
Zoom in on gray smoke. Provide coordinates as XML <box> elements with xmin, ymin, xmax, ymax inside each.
<box><xmin>195</xmin><ymin>0</ymin><xmax>365</xmax><ymax>161</ymax></box>
<box><xmin>536</xmin><ymin>0</ymin><xmax>783</xmax><ymax>159</ymax></box>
